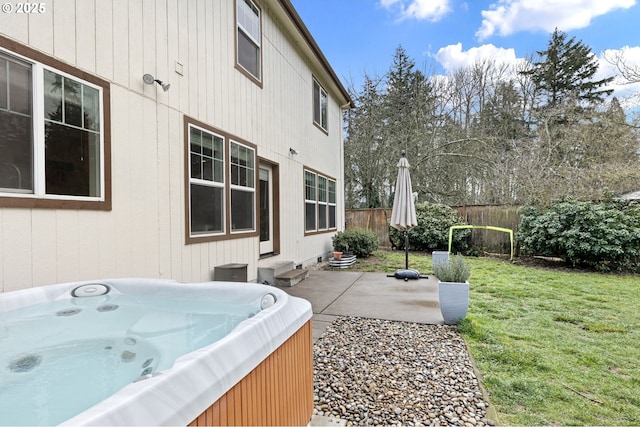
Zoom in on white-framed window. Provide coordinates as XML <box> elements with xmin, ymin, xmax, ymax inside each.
<box><xmin>328</xmin><ymin>179</ymin><xmax>336</xmax><ymax>229</ymax></box>
<box><xmin>313</xmin><ymin>78</ymin><xmax>328</xmax><ymax>131</ymax></box>
<box><xmin>304</xmin><ymin>170</ymin><xmax>316</xmax><ymax>232</ymax></box>
<box><xmin>236</xmin><ymin>0</ymin><xmax>261</xmax><ymax>82</ymax></box>
<box><xmin>0</xmin><ymin>44</ymin><xmax>109</xmax><ymax>209</ymax></box>
<box><xmin>0</xmin><ymin>53</ymin><xmax>32</xmax><ymax>193</ymax></box>
<box><xmin>318</xmin><ymin>175</ymin><xmax>327</xmax><ymax>230</ymax></box>
<box><xmin>189</xmin><ymin>125</ymin><xmax>225</xmax><ymax>236</ymax></box>
<box><xmin>185</xmin><ymin>117</ymin><xmax>257</xmax><ymax>242</ymax></box>
<box><xmin>304</xmin><ymin>168</ymin><xmax>337</xmax><ymax>234</ymax></box>
<box><xmin>230</xmin><ymin>140</ymin><xmax>255</xmax><ymax>232</ymax></box>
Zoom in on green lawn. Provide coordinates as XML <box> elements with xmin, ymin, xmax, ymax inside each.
<box><xmin>353</xmin><ymin>250</ymin><xmax>640</xmax><ymax>425</ymax></box>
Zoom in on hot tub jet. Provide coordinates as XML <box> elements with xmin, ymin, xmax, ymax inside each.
<box><xmin>56</xmin><ymin>308</ymin><xmax>82</xmax><ymax>317</ymax></box>
<box><xmin>96</xmin><ymin>304</ymin><xmax>119</xmax><ymax>312</ymax></box>
<box><xmin>7</xmin><ymin>354</ymin><xmax>42</xmax><ymax>373</ymax></box>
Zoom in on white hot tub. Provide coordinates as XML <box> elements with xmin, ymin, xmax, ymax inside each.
<box><xmin>0</xmin><ymin>278</ymin><xmax>313</xmax><ymax>426</ymax></box>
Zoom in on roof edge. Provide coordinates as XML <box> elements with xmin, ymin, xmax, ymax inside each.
<box><xmin>277</xmin><ymin>0</ymin><xmax>354</xmax><ymax>108</ymax></box>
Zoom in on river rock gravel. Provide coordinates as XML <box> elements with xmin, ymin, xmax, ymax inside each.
<box><xmin>313</xmin><ymin>317</ymin><xmax>493</xmax><ymax>426</ymax></box>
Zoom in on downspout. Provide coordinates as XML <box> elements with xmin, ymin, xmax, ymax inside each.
<box><xmin>339</xmin><ymin>102</ymin><xmax>351</xmax><ymax>231</ymax></box>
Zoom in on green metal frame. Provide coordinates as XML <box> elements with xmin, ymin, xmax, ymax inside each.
<box><xmin>448</xmin><ymin>225</ymin><xmax>514</xmax><ymax>260</ymax></box>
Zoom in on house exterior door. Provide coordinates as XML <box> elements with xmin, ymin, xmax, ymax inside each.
<box><xmin>259</xmin><ymin>165</ymin><xmax>273</xmax><ymax>255</ymax></box>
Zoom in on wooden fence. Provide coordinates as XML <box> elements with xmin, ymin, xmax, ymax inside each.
<box><xmin>345</xmin><ymin>205</ymin><xmax>522</xmax><ymax>255</ymax></box>
<box><xmin>454</xmin><ymin>205</ymin><xmax>521</xmax><ymax>255</ymax></box>
<box><xmin>345</xmin><ymin>208</ymin><xmax>393</xmax><ymax>247</ymax></box>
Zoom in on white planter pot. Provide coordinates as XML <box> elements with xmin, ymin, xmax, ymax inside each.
<box><xmin>438</xmin><ymin>281</ymin><xmax>469</xmax><ymax>325</ymax></box>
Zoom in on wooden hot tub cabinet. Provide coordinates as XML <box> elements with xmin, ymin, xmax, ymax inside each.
<box><xmin>189</xmin><ymin>320</ymin><xmax>313</xmax><ymax>426</ymax></box>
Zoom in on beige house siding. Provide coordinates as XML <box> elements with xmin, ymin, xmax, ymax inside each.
<box><xmin>0</xmin><ymin>0</ymin><xmax>350</xmax><ymax>292</ymax></box>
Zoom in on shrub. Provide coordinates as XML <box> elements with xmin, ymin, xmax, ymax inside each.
<box><xmin>433</xmin><ymin>254</ymin><xmax>471</xmax><ymax>282</ymax></box>
<box><xmin>518</xmin><ymin>198</ymin><xmax>640</xmax><ymax>273</ymax></box>
<box><xmin>332</xmin><ymin>228</ymin><xmax>379</xmax><ymax>258</ymax></box>
<box><xmin>389</xmin><ymin>202</ymin><xmax>470</xmax><ymax>252</ymax></box>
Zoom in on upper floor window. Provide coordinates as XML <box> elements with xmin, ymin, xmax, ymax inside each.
<box><xmin>236</xmin><ymin>0</ymin><xmax>262</xmax><ymax>83</ymax></box>
<box><xmin>313</xmin><ymin>78</ymin><xmax>328</xmax><ymax>131</ymax></box>
<box><xmin>186</xmin><ymin>118</ymin><xmax>257</xmax><ymax>243</ymax></box>
<box><xmin>0</xmin><ymin>40</ymin><xmax>110</xmax><ymax>210</ymax></box>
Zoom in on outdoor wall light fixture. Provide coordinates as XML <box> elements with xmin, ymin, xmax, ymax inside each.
<box><xmin>289</xmin><ymin>147</ymin><xmax>299</xmax><ymax>155</ymax></box>
<box><xmin>143</xmin><ymin>73</ymin><xmax>171</xmax><ymax>92</ymax></box>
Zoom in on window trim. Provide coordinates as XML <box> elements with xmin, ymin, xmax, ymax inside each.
<box><xmin>184</xmin><ymin>116</ymin><xmax>259</xmax><ymax>244</ymax></box>
<box><xmin>303</xmin><ymin>166</ymin><xmax>337</xmax><ymax>236</ymax></box>
<box><xmin>312</xmin><ymin>77</ymin><xmax>328</xmax><ymax>133</ymax></box>
<box><xmin>234</xmin><ymin>0</ymin><xmax>263</xmax><ymax>87</ymax></box>
<box><xmin>0</xmin><ymin>35</ymin><xmax>111</xmax><ymax>211</ymax></box>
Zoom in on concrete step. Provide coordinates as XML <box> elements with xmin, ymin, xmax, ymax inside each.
<box><xmin>257</xmin><ymin>261</ymin><xmax>295</xmax><ymax>285</ymax></box>
<box><xmin>275</xmin><ymin>268</ymin><xmax>309</xmax><ymax>287</ymax></box>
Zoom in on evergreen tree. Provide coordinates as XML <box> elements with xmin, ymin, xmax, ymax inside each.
<box><xmin>384</xmin><ymin>45</ymin><xmax>419</xmax><ymax>153</ymax></box>
<box><xmin>523</xmin><ymin>29</ymin><xmax>614</xmax><ymax>109</ymax></box>
<box><xmin>343</xmin><ymin>75</ymin><xmax>388</xmax><ymax>208</ymax></box>
<box><xmin>383</xmin><ymin>45</ymin><xmax>437</xmax><ymax>203</ymax></box>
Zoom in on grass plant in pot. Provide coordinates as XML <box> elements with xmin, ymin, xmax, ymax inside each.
<box><xmin>433</xmin><ymin>254</ymin><xmax>471</xmax><ymax>325</ymax></box>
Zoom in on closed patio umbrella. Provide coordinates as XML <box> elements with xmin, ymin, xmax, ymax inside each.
<box><xmin>390</xmin><ymin>151</ymin><xmax>418</xmax><ymax>272</ymax></box>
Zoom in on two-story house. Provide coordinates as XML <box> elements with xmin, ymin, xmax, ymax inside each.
<box><xmin>0</xmin><ymin>0</ymin><xmax>352</xmax><ymax>292</ymax></box>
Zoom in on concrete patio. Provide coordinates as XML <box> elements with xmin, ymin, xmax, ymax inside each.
<box><xmin>279</xmin><ymin>270</ymin><xmax>444</xmax><ymax>342</ymax></box>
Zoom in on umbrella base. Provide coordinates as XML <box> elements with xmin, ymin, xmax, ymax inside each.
<box><xmin>387</xmin><ymin>269</ymin><xmax>429</xmax><ymax>281</ymax></box>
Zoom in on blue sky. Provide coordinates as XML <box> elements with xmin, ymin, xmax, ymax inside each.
<box><xmin>290</xmin><ymin>0</ymin><xmax>640</xmax><ymax>105</ymax></box>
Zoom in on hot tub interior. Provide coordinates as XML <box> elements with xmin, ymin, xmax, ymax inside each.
<box><xmin>0</xmin><ymin>279</ymin><xmax>312</xmax><ymax>426</ymax></box>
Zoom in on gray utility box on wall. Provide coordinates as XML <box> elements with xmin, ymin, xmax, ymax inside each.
<box><xmin>213</xmin><ymin>263</ymin><xmax>248</xmax><ymax>282</ymax></box>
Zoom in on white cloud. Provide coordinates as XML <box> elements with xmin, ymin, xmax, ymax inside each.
<box><xmin>476</xmin><ymin>0</ymin><xmax>636</xmax><ymax>41</ymax></box>
<box><xmin>597</xmin><ymin>46</ymin><xmax>640</xmax><ymax>108</ymax></box>
<box><xmin>379</xmin><ymin>0</ymin><xmax>401</xmax><ymax>7</ymax></box>
<box><xmin>597</xmin><ymin>46</ymin><xmax>640</xmax><ymax>81</ymax></box>
<box><xmin>434</xmin><ymin>43</ymin><xmax>522</xmax><ymax>73</ymax></box>
<box><xmin>380</xmin><ymin>0</ymin><xmax>452</xmax><ymax>21</ymax></box>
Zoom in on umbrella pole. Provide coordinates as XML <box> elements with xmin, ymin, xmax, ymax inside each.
<box><xmin>404</xmin><ymin>231</ymin><xmax>409</xmax><ymax>270</ymax></box>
